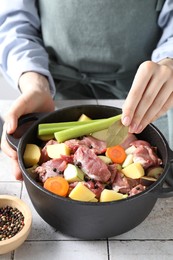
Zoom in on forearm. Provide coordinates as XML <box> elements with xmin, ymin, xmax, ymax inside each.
<box><xmin>0</xmin><ymin>0</ymin><xmax>56</xmax><ymax>97</ymax></box>
<box><xmin>19</xmin><ymin>72</ymin><xmax>51</xmax><ymax>96</ymax></box>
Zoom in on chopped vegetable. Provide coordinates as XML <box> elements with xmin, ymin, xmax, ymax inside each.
<box><xmin>125</xmin><ymin>145</ymin><xmax>136</xmax><ymax>155</ymax></box>
<box><xmin>146</xmin><ymin>166</ymin><xmax>164</xmax><ymax>179</ymax></box>
<box><xmin>106</xmin><ymin>145</ymin><xmax>126</xmax><ymax>164</ymax></box>
<box><xmin>78</xmin><ymin>113</ymin><xmax>92</xmax><ymax>121</ymax></box>
<box><xmin>140</xmin><ymin>176</ymin><xmax>157</xmax><ymax>186</ymax></box>
<box><xmin>38</xmin><ymin>134</ymin><xmax>54</xmax><ymax>141</ymax></box>
<box><xmin>54</xmin><ymin>114</ymin><xmax>122</xmax><ymax>143</ymax></box>
<box><xmin>89</xmin><ymin>197</ymin><xmax>98</xmax><ymax>202</ymax></box>
<box><xmin>38</xmin><ymin>118</ymin><xmax>107</xmax><ymax>136</ymax></box>
<box><xmin>25</xmin><ymin>112</ymin><xmax>164</xmax><ymax>203</ymax></box>
<box><xmin>122</xmin><ymin>153</ymin><xmax>134</xmax><ymax>168</ymax></box>
<box><xmin>121</xmin><ymin>162</ymin><xmax>145</xmax><ymax>179</ymax></box>
<box><xmin>68</xmin><ymin>182</ymin><xmax>96</xmax><ymax>201</ymax></box>
<box><xmin>100</xmin><ymin>189</ymin><xmax>128</xmax><ymax>202</ymax></box>
<box><xmin>38</xmin><ymin>120</ymin><xmax>92</xmax><ymax>136</ymax></box>
<box><xmin>98</xmin><ymin>155</ymin><xmax>112</xmax><ymax>164</ymax></box>
<box><xmin>23</xmin><ymin>144</ymin><xmax>41</xmax><ymax>167</ymax></box>
<box><xmin>43</xmin><ymin>176</ymin><xmax>69</xmax><ymax>197</ymax></box>
<box><xmin>64</xmin><ymin>164</ymin><xmax>84</xmax><ymax>182</ymax></box>
<box><xmin>46</xmin><ymin>143</ymin><xmax>71</xmax><ymax>159</ymax></box>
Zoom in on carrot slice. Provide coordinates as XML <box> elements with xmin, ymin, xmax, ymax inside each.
<box><xmin>43</xmin><ymin>176</ymin><xmax>69</xmax><ymax>197</ymax></box>
<box><xmin>106</xmin><ymin>145</ymin><xmax>126</xmax><ymax>164</ymax></box>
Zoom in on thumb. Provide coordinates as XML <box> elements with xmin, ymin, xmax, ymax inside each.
<box><xmin>5</xmin><ymin>113</ymin><xmax>19</xmax><ymax>134</ymax></box>
<box><xmin>4</xmin><ymin>96</ymin><xmax>28</xmax><ymax>134</ymax></box>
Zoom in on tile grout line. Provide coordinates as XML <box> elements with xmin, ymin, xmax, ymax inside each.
<box><xmin>107</xmin><ymin>238</ymin><xmax>110</xmax><ymax>260</ymax></box>
<box><xmin>25</xmin><ymin>239</ymin><xmax>108</xmax><ymax>242</ymax></box>
<box><xmin>24</xmin><ymin>238</ymin><xmax>173</xmax><ymax>242</ymax></box>
<box><xmin>20</xmin><ymin>181</ymin><xmax>24</xmax><ymax>199</ymax></box>
<box><xmin>11</xmin><ymin>250</ymin><xmax>15</xmax><ymax>260</ymax></box>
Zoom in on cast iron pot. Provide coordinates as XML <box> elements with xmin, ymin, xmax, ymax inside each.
<box><xmin>7</xmin><ymin>105</ymin><xmax>173</xmax><ymax>239</ymax></box>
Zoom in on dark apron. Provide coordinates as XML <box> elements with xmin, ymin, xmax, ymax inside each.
<box><xmin>38</xmin><ymin>0</ymin><xmax>165</xmax><ymax>99</ymax></box>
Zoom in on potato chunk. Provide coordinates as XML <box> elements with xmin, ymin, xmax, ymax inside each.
<box><xmin>23</xmin><ymin>144</ymin><xmax>41</xmax><ymax>167</ymax></box>
<box><xmin>69</xmin><ymin>182</ymin><xmax>96</xmax><ymax>202</ymax></box>
<box><xmin>100</xmin><ymin>189</ymin><xmax>127</xmax><ymax>202</ymax></box>
<box><xmin>121</xmin><ymin>162</ymin><xmax>145</xmax><ymax>179</ymax></box>
<box><xmin>78</xmin><ymin>113</ymin><xmax>92</xmax><ymax>121</ymax></box>
<box><xmin>46</xmin><ymin>143</ymin><xmax>70</xmax><ymax>159</ymax></box>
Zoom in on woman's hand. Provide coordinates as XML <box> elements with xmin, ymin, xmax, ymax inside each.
<box><xmin>1</xmin><ymin>72</ymin><xmax>55</xmax><ymax>180</ymax></box>
<box><xmin>122</xmin><ymin>58</ymin><xmax>173</xmax><ymax>133</ymax></box>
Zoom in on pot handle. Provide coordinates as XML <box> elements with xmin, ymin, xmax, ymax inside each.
<box><xmin>152</xmin><ymin>151</ymin><xmax>173</xmax><ymax>198</ymax></box>
<box><xmin>165</xmin><ymin>148</ymin><xmax>173</xmax><ymax>187</ymax></box>
<box><xmin>152</xmin><ymin>186</ymin><xmax>173</xmax><ymax>198</ymax></box>
<box><xmin>6</xmin><ymin>113</ymin><xmax>45</xmax><ymax>151</ymax></box>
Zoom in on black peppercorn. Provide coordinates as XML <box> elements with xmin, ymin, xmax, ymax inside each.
<box><xmin>0</xmin><ymin>206</ymin><xmax>25</xmax><ymax>241</ymax></box>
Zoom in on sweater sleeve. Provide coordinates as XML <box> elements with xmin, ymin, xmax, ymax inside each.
<box><xmin>0</xmin><ymin>0</ymin><xmax>56</xmax><ymax>96</ymax></box>
<box><xmin>152</xmin><ymin>0</ymin><xmax>173</xmax><ymax>62</ymax></box>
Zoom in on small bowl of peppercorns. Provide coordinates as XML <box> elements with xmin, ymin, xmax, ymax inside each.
<box><xmin>0</xmin><ymin>195</ymin><xmax>32</xmax><ymax>255</ymax></box>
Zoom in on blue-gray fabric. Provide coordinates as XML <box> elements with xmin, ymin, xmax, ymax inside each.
<box><xmin>38</xmin><ymin>0</ymin><xmax>165</xmax><ymax>99</ymax></box>
<box><xmin>0</xmin><ymin>0</ymin><xmax>173</xmax><ymax>99</ymax></box>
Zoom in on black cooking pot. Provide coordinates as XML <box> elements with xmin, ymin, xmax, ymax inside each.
<box><xmin>7</xmin><ymin>105</ymin><xmax>173</xmax><ymax>239</ymax></box>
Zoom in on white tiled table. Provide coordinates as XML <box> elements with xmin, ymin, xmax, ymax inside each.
<box><xmin>0</xmin><ymin>99</ymin><xmax>173</xmax><ymax>260</ymax></box>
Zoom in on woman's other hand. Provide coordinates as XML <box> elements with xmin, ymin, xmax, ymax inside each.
<box><xmin>122</xmin><ymin>58</ymin><xmax>173</xmax><ymax>133</ymax></box>
<box><xmin>1</xmin><ymin>72</ymin><xmax>55</xmax><ymax>179</ymax></box>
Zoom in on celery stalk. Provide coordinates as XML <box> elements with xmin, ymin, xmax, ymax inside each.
<box><xmin>54</xmin><ymin>114</ymin><xmax>122</xmax><ymax>142</ymax></box>
<box><xmin>39</xmin><ymin>125</ymin><xmax>70</xmax><ymax>135</ymax></box>
<box><xmin>38</xmin><ymin>121</ymin><xmax>89</xmax><ymax>135</ymax></box>
<box><xmin>38</xmin><ymin>118</ymin><xmax>105</xmax><ymax>135</ymax></box>
<box><xmin>38</xmin><ymin>134</ymin><xmax>54</xmax><ymax>141</ymax></box>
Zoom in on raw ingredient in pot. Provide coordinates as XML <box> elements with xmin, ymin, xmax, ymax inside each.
<box><xmin>100</xmin><ymin>189</ymin><xmax>128</xmax><ymax>202</ymax></box>
<box><xmin>24</xmin><ymin>114</ymin><xmax>164</xmax><ymax>202</ymax></box>
<box><xmin>23</xmin><ymin>144</ymin><xmax>41</xmax><ymax>167</ymax></box>
<box><xmin>43</xmin><ymin>176</ymin><xmax>69</xmax><ymax>197</ymax></box>
<box><xmin>41</xmin><ymin>114</ymin><xmax>122</xmax><ymax>143</ymax></box>
<box><xmin>0</xmin><ymin>206</ymin><xmax>25</xmax><ymax>241</ymax></box>
<box><xmin>105</xmin><ymin>145</ymin><xmax>126</xmax><ymax>164</ymax></box>
<box><xmin>68</xmin><ymin>182</ymin><xmax>96</xmax><ymax>201</ymax></box>
<box><xmin>121</xmin><ymin>163</ymin><xmax>145</xmax><ymax>179</ymax></box>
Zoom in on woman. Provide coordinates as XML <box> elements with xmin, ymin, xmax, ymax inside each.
<box><xmin>0</xmin><ymin>0</ymin><xmax>173</xmax><ymax>179</ymax></box>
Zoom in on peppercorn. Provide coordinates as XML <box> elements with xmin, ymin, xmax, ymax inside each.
<box><xmin>0</xmin><ymin>206</ymin><xmax>25</xmax><ymax>241</ymax></box>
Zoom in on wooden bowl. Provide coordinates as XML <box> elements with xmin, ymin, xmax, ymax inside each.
<box><xmin>0</xmin><ymin>195</ymin><xmax>32</xmax><ymax>255</ymax></box>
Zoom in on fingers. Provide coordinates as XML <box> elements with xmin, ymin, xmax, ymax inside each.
<box><xmin>12</xmin><ymin>159</ymin><xmax>23</xmax><ymax>181</ymax></box>
<box><xmin>122</xmin><ymin>60</ymin><xmax>173</xmax><ymax>133</ymax></box>
<box><xmin>122</xmin><ymin>61</ymin><xmax>154</xmax><ymax>127</ymax></box>
<box><xmin>5</xmin><ymin>91</ymin><xmax>55</xmax><ymax>134</ymax></box>
<box><xmin>1</xmin><ymin>123</ymin><xmax>23</xmax><ymax>180</ymax></box>
<box><xmin>1</xmin><ymin>75</ymin><xmax>55</xmax><ymax>181</ymax></box>
<box><xmin>1</xmin><ymin>123</ymin><xmax>17</xmax><ymax>158</ymax></box>
<box><xmin>138</xmin><ymin>92</ymin><xmax>173</xmax><ymax>133</ymax></box>
<box><xmin>1</xmin><ymin>90</ymin><xmax>55</xmax><ymax>180</ymax></box>
<box><xmin>4</xmin><ymin>96</ymin><xmax>28</xmax><ymax>134</ymax></box>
